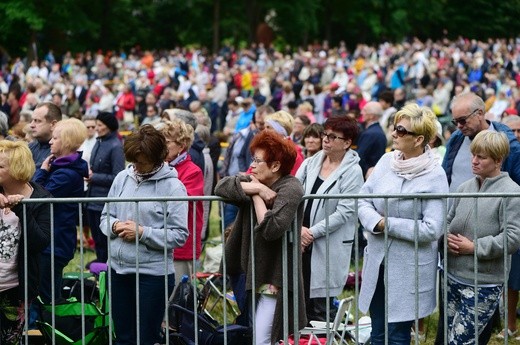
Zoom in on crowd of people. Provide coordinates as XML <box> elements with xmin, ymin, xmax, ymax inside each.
<box><xmin>0</xmin><ymin>36</ymin><xmax>520</xmax><ymax>344</ymax></box>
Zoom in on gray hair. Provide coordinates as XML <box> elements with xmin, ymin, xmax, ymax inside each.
<box><xmin>161</xmin><ymin>108</ymin><xmax>198</xmax><ymax>130</ymax></box>
<box><xmin>195</xmin><ymin>125</ymin><xmax>211</xmax><ymax>145</ymax></box>
<box><xmin>82</xmin><ymin>114</ymin><xmax>97</xmax><ymax>122</ymax></box>
<box><xmin>450</xmin><ymin>92</ymin><xmax>485</xmax><ymax>113</ymax></box>
<box><xmin>503</xmin><ymin>115</ymin><xmax>520</xmax><ymax>126</ymax></box>
<box><xmin>0</xmin><ymin>111</ymin><xmax>8</xmax><ymax>136</ymax></box>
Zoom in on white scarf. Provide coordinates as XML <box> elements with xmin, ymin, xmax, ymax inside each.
<box><xmin>390</xmin><ymin>145</ymin><xmax>438</xmax><ymax>180</ymax></box>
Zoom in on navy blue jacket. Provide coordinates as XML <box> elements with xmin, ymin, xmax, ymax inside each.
<box><xmin>29</xmin><ymin>140</ymin><xmax>51</xmax><ymax>170</ymax></box>
<box><xmin>355</xmin><ymin>122</ymin><xmax>387</xmax><ymax>177</ymax></box>
<box><xmin>33</xmin><ymin>152</ymin><xmax>89</xmax><ymax>261</ymax></box>
<box><xmin>86</xmin><ymin>132</ymin><xmax>125</xmax><ymax>211</ymax></box>
<box><xmin>189</xmin><ymin>133</ymin><xmax>206</xmax><ymax>173</ymax></box>
<box><xmin>442</xmin><ymin>121</ymin><xmax>520</xmax><ymax>185</ymax></box>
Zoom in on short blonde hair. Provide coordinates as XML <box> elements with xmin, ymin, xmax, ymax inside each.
<box><xmin>394</xmin><ymin>103</ymin><xmax>437</xmax><ymax>147</ymax></box>
<box><xmin>156</xmin><ymin>118</ymin><xmax>194</xmax><ymax>150</ymax></box>
<box><xmin>0</xmin><ymin>140</ymin><xmax>35</xmax><ymax>183</ymax></box>
<box><xmin>265</xmin><ymin>110</ymin><xmax>294</xmax><ymax>135</ymax></box>
<box><xmin>470</xmin><ymin>130</ymin><xmax>510</xmax><ymax>162</ymax></box>
<box><xmin>54</xmin><ymin>118</ymin><xmax>88</xmax><ymax>152</ymax></box>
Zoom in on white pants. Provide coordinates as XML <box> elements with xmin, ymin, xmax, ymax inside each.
<box><xmin>255</xmin><ymin>294</ymin><xmax>277</xmax><ymax>345</ymax></box>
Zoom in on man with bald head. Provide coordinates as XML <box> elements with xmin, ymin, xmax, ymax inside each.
<box><xmin>356</xmin><ymin>101</ymin><xmax>387</xmax><ymax>179</ymax></box>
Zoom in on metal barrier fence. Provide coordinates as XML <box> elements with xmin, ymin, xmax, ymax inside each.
<box><xmin>13</xmin><ymin>192</ymin><xmax>520</xmax><ymax>344</ymax></box>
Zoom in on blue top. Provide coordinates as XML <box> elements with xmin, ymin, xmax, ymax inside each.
<box><xmin>29</xmin><ymin>140</ymin><xmax>51</xmax><ymax>171</ymax></box>
<box><xmin>86</xmin><ymin>131</ymin><xmax>125</xmax><ymax>211</ymax></box>
<box><xmin>33</xmin><ymin>152</ymin><xmax>89</xmax><ymax>261</ymax></box>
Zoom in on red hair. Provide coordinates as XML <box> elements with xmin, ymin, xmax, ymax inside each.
<box><xmin>250</xmin><ymin>130</ymin><xmax>297</xmax><ymax>176</ymax></box>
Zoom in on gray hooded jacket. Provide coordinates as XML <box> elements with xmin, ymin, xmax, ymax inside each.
<box><xmin>100</xmin><ymin>163</ymin><xmax>188</xmax><ymax>276</ymax></box>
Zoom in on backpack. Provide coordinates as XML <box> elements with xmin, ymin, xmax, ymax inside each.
<box><xmin>167</xmin><ymin>275</ymin><xmax>251</xmax><ymax>345</ymax></box>
<box><xmin>36</xmin><ymin>271</ymin><xmax>110</xmax><ymax>345</ymax></box>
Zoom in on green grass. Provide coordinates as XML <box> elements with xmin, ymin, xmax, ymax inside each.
<box><xmin>65</xmin><ymin>246</ymin><xmax>96</xmax><ymax>273</ymax></box>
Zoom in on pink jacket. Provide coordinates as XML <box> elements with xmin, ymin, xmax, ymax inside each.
<box><xmin>172</xmin><ymin>154</ymin><xmax>204</xmax><ymax>260</ymax></box>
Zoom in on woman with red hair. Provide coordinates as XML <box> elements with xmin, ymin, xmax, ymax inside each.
<box><xmin>215</xmin><ymin>130</ymin><xmax>306</xmax><ymax>344</ymax></box>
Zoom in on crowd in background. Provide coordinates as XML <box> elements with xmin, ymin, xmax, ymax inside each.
<box><xmin>1</xmin><ymin>37</ymin><xmax>520</xmax><ymax>145</ymax></box>
<box><xmin>1</xmin><ymin>36</ymin><xmax>520</xmax><ymax>344</ymax></box>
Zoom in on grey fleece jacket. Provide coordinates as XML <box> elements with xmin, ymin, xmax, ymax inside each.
<box><xmin>100</xmin><ymin>164</ymin><xmax>188</xmax><ymax>276</ymax></box>
<box><xmin>447</xmin><ymin>172</ymin><xmax>520</xmax><ymax>284</ymax></box>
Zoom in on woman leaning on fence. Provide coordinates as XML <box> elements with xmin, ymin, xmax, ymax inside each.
<box><xmin>215</xmin><ymin>130</ymin><xmax>306</xmax><ymax>345</ymax></box>
<box><xmin>0</xmin><ymin>140</ymin><xmax>52</xmax><ymax>345</ymax></box>
<box><xmin>100</xmin><ymin>125</ymin><xmax>188</xmax><ymax>345</ymax></box>
<box><xmin>357</xmin><ymin>104</ymin><xmax>449</xmax><ymax>345</ymax></box>
<box><xmin>445</xmin><ymin>130</ymin><xmax>520</xmax><ymax>344</ymax></box>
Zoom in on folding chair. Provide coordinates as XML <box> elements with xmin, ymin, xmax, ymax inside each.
<box><xmin>195</xmin><ymin>272</ymin><xmax>239</xmax><ymax>320</ymax></box>
<box><xmin>300</xmin><ymin>297</ymin><xmax>354</xmax><ymax>345</ymax></box>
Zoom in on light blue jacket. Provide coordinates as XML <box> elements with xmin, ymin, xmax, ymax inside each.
<box><xmin>358</xmin><ymin>152</ymin><xmax>449</xmax><ymax>322</ymax></box>
<box><xmin>296</xmin><ymin>149</ymin><xmax>364</xmax><ymax>298</ymax></box>
<box><xmin>100</xmin><ymin>164</ymin><xmax>188</xmax><ymax>276</ymax></box>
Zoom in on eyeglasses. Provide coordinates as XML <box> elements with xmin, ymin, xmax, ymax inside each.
<box><xmin>451</xmin><ymin>109</ymin><xmax>479</xmax><ymax>126</ymax></box>
<box><xmin>320</xmin><ymin>132</ymin><xmax>346</xmax><ymax>141</ymax></box>
<box><xmin>86</xmin><ymin>126</ymin><xmax>96</xmax><ymax>129</ymax></box>
<box><xmin>394</xmin><ymin>125</ymin><xmax>416</xmax><ymax>137</ymax></box>
<box><xmin>251</xmin><ymin>157</ymin><xmax>268</xmax><ymax>165</ymax></box>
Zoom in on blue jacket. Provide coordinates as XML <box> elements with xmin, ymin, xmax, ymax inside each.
<box><xmin>442</xmin><ymin>121</ymin><xmax>520</xmax><ymax>186</ymax></box>
<box><xmin>234</xmin><ymin>104</ymin><xmax>256</xmax><ymax>133</ymax></box>
<box><xmin>29</xmin><ymin>140</ymin><xmax>51</xmax><ymax>170</ymax></box>
<box><xmin>33</xmin><ymin>152</ymin><xmax>89</xmax><ymax>261</ymax></box>
<box><xmin>355</xmin><ymin>122</ymin><xmax>387</xmax><ymax>177</ymax></box>
<box><xmin>86</xmin><ymin>132</ymin><xmax>125</xmax><ymax>211</ymax></box>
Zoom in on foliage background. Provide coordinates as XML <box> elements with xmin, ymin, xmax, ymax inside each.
<box><xmin>1</xmin><ymin>0</ymin><xmax>520</xmax><ymax>58</ymax></box>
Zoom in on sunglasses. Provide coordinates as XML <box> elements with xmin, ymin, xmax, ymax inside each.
<box><xmin>394</xmin><ymin>125</ymin><xmax>416</xmax><ymax>137</ymax></box>
<box><xmin>451</xmin><ymin>108</ymin><xmax>479</xmax><ymax>126</ymax></box>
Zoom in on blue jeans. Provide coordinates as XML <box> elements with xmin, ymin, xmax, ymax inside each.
<box><xmin>369</xmin><ymin>266</ymin><xmax>413</xmax><ymax>345</ymax></box>
<box><xmin>223</xmin><ymin>203</ymin><xmax>239</xmax><ymax>230</ymax></box>
<box><xmin>111</xmin><ymin>270</ymin><xmax>175</xmax><ymax>345</ymax></box>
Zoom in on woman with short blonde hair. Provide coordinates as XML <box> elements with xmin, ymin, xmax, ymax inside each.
<box><xmin>358</xmin><ymin>103</ymin><xmax>449</xmax><ymax>344</ymax></box>
<box><xmin>446</xmin><ymin>130</ymin><xmax>520</xmax><ymax>344</ymax></box>
<box><xmin>53</xmin><ymin>118</ymin><xmax>88</xmax><ymax>152</ymax></box>
<box><xmin>0</xmin><ymin>140</ymin><xmax>51</xmax><ymax>343</ymax></box>
<box><xmin>33</xmin><ymin>118</ymin><xmax>90</xmax><ymax>304</ymax></box>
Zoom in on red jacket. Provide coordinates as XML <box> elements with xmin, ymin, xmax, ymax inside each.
<box><xmin>115</xmin><ymin>91</ymin><xmax>135</xmax><ymax>120</ymax></box>
<box><xmin>290</xmin><ymin>142</ymin><xmax>304</xmax><ymax>176</ymax></box>
<box><xmin>172</xmin><ymin>154</ymin><xmax>204</xmax><ymax>260</ymax></box>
